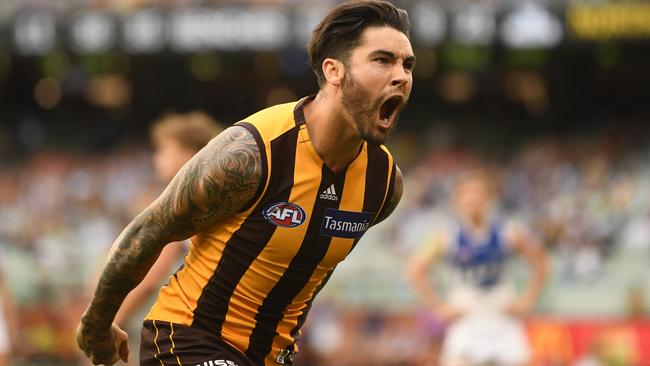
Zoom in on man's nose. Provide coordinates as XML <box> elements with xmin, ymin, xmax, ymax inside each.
<box><xmin>391</xmin><ymin>65</ymin><xmax>409</xmax><ymax>88</ymax></box>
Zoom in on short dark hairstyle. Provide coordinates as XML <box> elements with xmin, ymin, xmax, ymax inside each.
<box><xmin>307</xmin><ymin>0</ymin><xmax>411</xmax><ymax>87</ymax></box>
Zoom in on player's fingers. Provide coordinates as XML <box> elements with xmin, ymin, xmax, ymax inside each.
<box><xmin>90</xmin><ymin>347</ymin><xmax>119</xmax><ymax>365</ymax></box>
<box><xmin>119</xmin><ymin>339</ymin><xmax>130</xmax><ymax>363</ymax></box>
<box><xmin>76</xmin><ymin>330</ymin><xmax>90</xmax><ymax>356</ymax></box>
<box><xmin>113</xmin><ymin>324</ymin><xmax>129</xmax><ymax>341</ymax></box>
<box><xmin>110</xmin><ymin>350</ymin><xmax>122</xmax><ymax>365</ymax></box>
<box><xmin>111</xmin><ymin>323</ymin><xmax>129</xmax><ymax>364</ymax></box>
<box><xmin>91</xmin><ymin>354</ymin><xmax>113</xmax><ymax>365</ymax></box>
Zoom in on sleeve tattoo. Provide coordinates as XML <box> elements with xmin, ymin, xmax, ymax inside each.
<box><xmin>80</xmin><ymin>126</ymin><xmax>262</xmax><ymax>330</ymax></box>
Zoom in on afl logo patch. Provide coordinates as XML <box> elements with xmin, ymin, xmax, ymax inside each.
<box><xmin>263</xmin><ymin>202</ymin><xmax>307</xmax><ymax>228</ymax></box>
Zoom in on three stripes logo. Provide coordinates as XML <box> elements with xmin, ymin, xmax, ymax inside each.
<box><xmin>319</xmin><ymin>184</ymin><xmax>339</xmax><ymax>201</ymax></box>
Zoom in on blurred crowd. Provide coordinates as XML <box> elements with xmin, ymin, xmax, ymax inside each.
<box><xmin>0</xmin><ymin>148</ymin><xmax>160</xmax><ymax>364</ymax></box>
<box><xmin>1</xmin><ymin>124</ymin><xmax>650</xmax><ymax>365</ymax></box>
<box><xmin>397</xmin><ymin>130</ymin><xmax>650</xmax><ymax>285</ymax></box>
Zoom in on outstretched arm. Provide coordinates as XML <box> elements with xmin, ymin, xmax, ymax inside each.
<box><xmin>77</xmin><ymin>126</ymin><xmax>263</xmax><ymax>365</ymax></box>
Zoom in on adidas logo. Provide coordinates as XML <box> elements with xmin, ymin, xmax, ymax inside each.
<box><xmin>319</xmin><ymin>184</ymin><xmax>339</xmax><ymax>201</ymax></box>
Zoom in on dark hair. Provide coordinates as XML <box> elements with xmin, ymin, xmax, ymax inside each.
<box><xmin>307</xmin><ymin>0</ymin><xmax>411</xmax><ymax>87</ymax></box>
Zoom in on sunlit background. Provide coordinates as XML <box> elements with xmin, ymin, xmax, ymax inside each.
<box><xmin>1</xmin><ymin>0</ymin><xmax>650</xmax><ymax>365</ymax></box>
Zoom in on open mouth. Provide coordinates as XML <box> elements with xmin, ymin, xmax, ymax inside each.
<box><xmin>379</xmin><ymin>95</ymin><xmax>403</xmax><ymax>127</ymax></box>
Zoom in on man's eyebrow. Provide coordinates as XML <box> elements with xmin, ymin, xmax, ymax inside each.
<box><xmin>370</xmin><ymin>49</ymin><xmax>416</xmax><ymax>63</ymax></box>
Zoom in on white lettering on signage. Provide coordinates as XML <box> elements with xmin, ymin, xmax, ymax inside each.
<box><xmin>323</xmin><ymin>216</ymin><xmax>370</xmax><ymax>233</ymax></box>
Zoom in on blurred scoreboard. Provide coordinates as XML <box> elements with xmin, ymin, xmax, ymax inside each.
<box><xmin>5</xmin><ymin>1</ymin><xmax>650</xmax><ymax>58</ymax></box>
<box><xmin>568</xmin><ymin>3</ymin><xmax>650</xmax><ymax>41</ymax></box>
<box><xmin>2</xmin><ymin>2</ymin><xmax>568</xmax><ymax>57</ymax></box>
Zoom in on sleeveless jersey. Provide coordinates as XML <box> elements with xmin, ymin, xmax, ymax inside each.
<box><xmin>146</xmin><ymin>97</ymin><xmax>397</xmax><ymax>365</ymax></box>
<box><xmin>447</xmin><ymin>223</ymin><xmax>510</xmax><ymax>289</ymax></box>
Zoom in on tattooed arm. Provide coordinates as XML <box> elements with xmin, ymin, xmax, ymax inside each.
<box><xmin>374</xmin><ymin>166</ymin><xmax>403</xmax><ymax>225</ymax></box>
<box><xmin>76</xmin><ymin>126</ymin><xmax>263</xmax><ymax>365</ymax></box>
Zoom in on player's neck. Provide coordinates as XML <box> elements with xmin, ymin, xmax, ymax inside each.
<box><xmin>302</xmin><ymin>92</ymin><xmax>364</xmax><ymax>173</ymax></box>
<box><xmin>464</xmin><ymin>214</ymin><xmax>489</xmax><ymax>232</ymax></box>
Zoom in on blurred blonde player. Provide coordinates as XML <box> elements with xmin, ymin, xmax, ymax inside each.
<box><xmin>408</xmin><ymin>170</ymin><xmax>547</xmax><ymax>366</ymax></box>
<box><xmin>113</xmin><ymin>112</ymin><xmax>222</xmax><ymax>363</ymax></box>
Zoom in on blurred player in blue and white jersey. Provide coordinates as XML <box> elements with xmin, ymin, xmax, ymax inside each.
<box><xmin>408</xmin><ymin>170</ymin><xmax>547</xmax><ymax>366</ymax></box>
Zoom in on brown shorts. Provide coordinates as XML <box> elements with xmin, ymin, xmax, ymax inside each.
<box><xmin>140</xmin><ymin>320</ymin><xmax>257</xmax><ymax>366</ymax></box>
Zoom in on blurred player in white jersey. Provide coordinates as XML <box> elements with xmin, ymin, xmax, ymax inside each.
<box><xmin>408</xmin><ymin>170</ymin><xmax>547</xmax><ymax>366</ymax></box>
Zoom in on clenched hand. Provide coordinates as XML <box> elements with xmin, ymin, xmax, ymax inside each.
<box><xmin>77</xmin><ymin>321</ymin><xmax>129</xmax><ymax>365</ymax></box>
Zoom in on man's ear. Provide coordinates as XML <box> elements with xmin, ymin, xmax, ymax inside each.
<box><xmin>322</xmin><ymin>58</ymin><xmax>345</xmax><ymax>86</ymax></box>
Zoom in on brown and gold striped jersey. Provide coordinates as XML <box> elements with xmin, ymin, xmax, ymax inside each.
<box><xmin>146</xmin><ymin>96</ymin><xmax>397</xmax><ymax>365</ymax></box>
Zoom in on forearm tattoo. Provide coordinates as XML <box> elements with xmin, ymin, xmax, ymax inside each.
<box><xmin>81</xmin><ymin>126</ymin><xmax>262</xmax><ymax>331</ymax></box>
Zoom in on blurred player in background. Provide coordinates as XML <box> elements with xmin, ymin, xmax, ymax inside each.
<box><xmin>113</xmin><ymin>112</ymin><xmax>222</xmax><ymax>363</ymax></box>
<box><xmin>0</xmin><ymin>255</ymin><xmax>16</xmax><ymax>366</ymax></box>
<box><xmin>76</xmin><ymin>1</ymin><xmax>413</xmax><ymax>365</ymax></box>
<box><xmin>408</xmin><ymin>170</ymin><xmax>547</xmax><ymax>366</ymax></box>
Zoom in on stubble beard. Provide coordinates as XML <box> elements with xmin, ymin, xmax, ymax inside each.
<box><xmin>341</xmin><ymin>71</ymin><xmax>394</xmax><ymax>146</ymax></box>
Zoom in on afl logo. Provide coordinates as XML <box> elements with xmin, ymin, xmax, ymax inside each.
<box><xmin>263</xmin><ymin>202</ymin><xmax>307</xmax><ymax>228</ymax></box>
